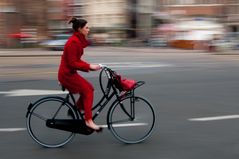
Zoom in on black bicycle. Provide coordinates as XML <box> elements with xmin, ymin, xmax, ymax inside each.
<box><xmin>26</xmin><ymin>66</ymin><xmax>155</xmax><ymax>148</ymax></box>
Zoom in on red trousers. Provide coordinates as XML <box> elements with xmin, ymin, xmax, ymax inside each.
<box><xmin>58</xmin><ymin>71</ymin><xmax>94</xmax><ymax>120</ymax></box>
<box><xmin>75</xmin><ymin>81</ymin><xmax>94</xmax><ymax>121</ymax></box>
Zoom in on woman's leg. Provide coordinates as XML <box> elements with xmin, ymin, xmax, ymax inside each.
<box><xmin>72</xmin><ymin>75</ymin><xmax>102</xmax><ymax>131</ymax></box>
<box><xmin>80</xmin><ymin>89</ymin><xmax>101</xmax><ymax>130</ymax></box>
<box><xmin>80</xmin><ymin>88</ymin><xmax>94</xmax><ymax>121</ymax></box>
<box><xmin>76</xmin><ymin>95</ymin><xmax>84</xmax><ymax>112</ymax></box>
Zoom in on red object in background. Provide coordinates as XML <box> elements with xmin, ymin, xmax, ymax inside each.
<box><xmin>8</xmin><ymin>33</ymin><xmax>32</xmax><ymax>38</ymax></box>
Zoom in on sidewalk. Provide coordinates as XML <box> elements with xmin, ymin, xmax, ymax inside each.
<box><xmin>0</xmin><ymin>48</ymin><xmax>56</xmax><ymax>57</ymax></box>
<box><xmin>0</xmin><ymin>47</ymin><xmax>238</xmax><ymax>57</ymax></box>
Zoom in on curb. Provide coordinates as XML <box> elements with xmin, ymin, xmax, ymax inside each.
<box><xmin>0</xmin><ymin>54</ymin><xmax>61</xmax><ymax>57</ymax></box>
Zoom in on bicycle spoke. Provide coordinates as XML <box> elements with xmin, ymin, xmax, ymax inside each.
<box><xmin>52</xmin><ymin>103</ymin><xmax>65</xmax><ymax>119</ymax></box>
<box><xmin>31</xmin><ymin>112</ymin><xmax>47</xmax><ymax>121</ymax></box>
<box><xmin>109</xmin><ymin>118</ymin><xmax>132</xmax><ymax>125</ymax></box>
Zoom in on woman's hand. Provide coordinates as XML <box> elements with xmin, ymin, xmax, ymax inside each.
<box><xmin>89</xmin><ymin>64</ymin><xmax>101</xmax><ymax>71</ymax></box>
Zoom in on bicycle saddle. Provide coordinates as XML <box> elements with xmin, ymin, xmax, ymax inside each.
<box><xmin>58</xmin><ymin>83</ymin><xmax>66</xmax><ymax>92</ymax></box>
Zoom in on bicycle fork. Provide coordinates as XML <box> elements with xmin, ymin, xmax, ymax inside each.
<box><xmin>119</xmin><ymin>96</ymin><xmax>136</xmax><ymax>121</ymax></box>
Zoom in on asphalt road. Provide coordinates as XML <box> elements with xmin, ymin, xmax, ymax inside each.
<box><xmin>0</xmin><ymin>48</ymin><xmax>239</xmax><ymax>159</ymax></box>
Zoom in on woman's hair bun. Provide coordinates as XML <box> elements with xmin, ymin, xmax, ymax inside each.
<box><xmin>68</xmin><ymin>17</ymin><xmax>87</xmax><ymax>31</ymax></box>
<box><xmin>68</xmin><ymin>17</ymin><xmax>78</xmax><ymax>24</ymax></box>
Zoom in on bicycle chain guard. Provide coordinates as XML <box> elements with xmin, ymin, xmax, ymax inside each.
<box><xmin>46</xmin><ymin>119</ymin><xmax>94</xmax><ymax>135</ymax></box>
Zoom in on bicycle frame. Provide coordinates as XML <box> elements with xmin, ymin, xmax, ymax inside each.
<box><xmin>62</xmin><ymin>67</ymin><xmax>144</xmax><ymax>121</ymax></box>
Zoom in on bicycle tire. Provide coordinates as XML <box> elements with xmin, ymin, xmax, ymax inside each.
<box><xmin>26</xmin><ymin>96</ymin><xmax>78</xmax><ymax>148</ymax></box>
<box><xmin>107</xmin><ymin>96</ymin><xmax>155</xmax><ymax>144</ymax></box>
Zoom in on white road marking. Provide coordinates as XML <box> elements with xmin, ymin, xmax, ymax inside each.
<box><xmin>100</xmin><ymin>123</ymin><xmax>148</xmax><ymax>128</ymax></box>
<box><xmin>0</xmin><ymin>91</ymin><xmax>8</xmax><ymax>94</ymax></box>
<box><xmin>0</xmin><ymin>128</ymin><xmax>26</xmax><ymax>132</ymax></box>
<box><xmin>189</xmin><ymin>115</ymin><xmax>239</xmax><ymax>121</ymax></box>
<box><xmin>101</xmin><ymin>62</ymin><xmax>173</xmax><ymax>68</ymax></box>
<box><xmin>0</xmin><ymin>89</ymin><xmax>67</xmax><ymax>97</ymax></box>
<box><xmin>0</xmin><ymin>123</ymin><xmax>147</xmax><ymax>132</ymax></box>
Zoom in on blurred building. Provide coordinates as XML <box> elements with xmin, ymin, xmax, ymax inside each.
<box><xmin>156</xmin><ymin>0</ymin><xmax>239</xmax><ymax>49</ymax></box>
<box><xmin>1</xmin><ymin>0</ymin><xmax>158</xmax><ymax>47</ymax></box>
<box><xmin>136</xmin><ymin>0</ymin><xmax>157</xmax><ymax>40</ymax></box>
<box><xmin>42</xmin><ymin>0</ymin><xmax>157</xmax><ymax>41</ymax></box>
<box><xmin>224</xmin><ymin>0</ymin><xmax>239</xmax><ymax>34</ymax></box>
<box><xmin>158</xmin><ymin>0</ymin><xmax>239</xmax><ymax>32</ymax></box>
<box><xmin>0</xmin><ymin>0</ymin><xmax>47</xmax><ymax>47</ymax></box>
<box><xmin>0</xmin><ymin>1</ymin><xmax>18</xmax><ymax>47</ymax></box>
<box><xmin>159</xmin><ymin>0</ymin><xmax>225</xmax><ymax>21</ymax></box>
<box><xmin>79</xmin><ymin>0</ymin><xmax>128</xmax><ymax>44</ymax></box>
<box><xmin>1</xmin><ymin>0</ymin><xmax>237</xmax><ymax>48</ymax></box>
<box><xmin>67</xmin><ymin>0</ymin><xmax>158</xmax><ymax>44</ymax></box>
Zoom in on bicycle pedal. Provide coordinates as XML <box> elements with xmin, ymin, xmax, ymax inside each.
<box><xmin>95</xmin><ymin>127</ymin><xmax>103</xmax><ymax>133</ymax></box>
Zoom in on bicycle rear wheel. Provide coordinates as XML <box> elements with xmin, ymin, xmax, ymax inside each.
<box><xmin>108</xmin><ymin>96</ymin><xmax>155</xmax><ymax>144</ymax></box>
<box><xmin>26</xmin><ymin>96</ymin><xmax>78</xmax><ymax>148</ymax></box>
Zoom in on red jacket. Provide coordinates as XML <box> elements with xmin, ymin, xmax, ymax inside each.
<box><xmin>58</xmin><ymin>32</ymin><xmax>93</xmax><ymax>93</ymax></box>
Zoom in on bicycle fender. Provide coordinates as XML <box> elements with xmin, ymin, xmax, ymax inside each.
<box><xmin>26</xmin><ymin>103</ymin><xmax>34</xmax><ymax>118</ymax></box>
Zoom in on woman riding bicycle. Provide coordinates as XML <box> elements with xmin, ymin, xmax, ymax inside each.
<box><xmin>58</xmin><ymin>17</ymin><xmax>102</xmax><ymax>131</ymax></box>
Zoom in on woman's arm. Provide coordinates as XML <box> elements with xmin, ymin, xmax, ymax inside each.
<box><xmin>66</xmin><ymin>41</ymin><xmax>90</xmax><ymax>72</ymax></box>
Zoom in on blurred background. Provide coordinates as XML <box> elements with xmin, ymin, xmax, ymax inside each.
<box><xmin>0</xmin><ymin>0</ymin><xmax>238</xmax><ymax>51</ymax></box>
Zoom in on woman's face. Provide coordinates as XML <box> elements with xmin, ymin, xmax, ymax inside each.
<box><xmin>79</xmin><ymin>23</ymin><xmax>90</xmax><ymax>36</ymax></box>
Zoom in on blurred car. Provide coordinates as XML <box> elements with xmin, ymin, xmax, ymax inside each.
<box><xmin>148</xmin><ymin>37</ymin><xmax>168</xmax><ymax>47</ymax></box>
<box><xmin>213</xmin><ymin>39</ymin><xmax>238</xmax><ymax>51</ymax></box>
<box><xmin>39</xmin><ymin>34</ymin><xmax>71</xmax><ymax>51</ymax></box>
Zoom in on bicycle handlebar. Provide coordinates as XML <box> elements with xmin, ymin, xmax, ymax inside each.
<box><xmin>98</xmin><ymin>64</ymin><xmax>145</xmax><ymax>96</ymax></box>
<box><xmin>99</xmin><ymin>64</ymin><xmax>114</xmax><ymax>78</ymax></box>
<box><xmin>99</xmin><ymin>63</ymin><xmax>107</xmax><ymax>69</ymax></box>
<box><xmin>99</xmin><ymin>64</ymin><xmax>113</xmax><ymax>73</ymax></box>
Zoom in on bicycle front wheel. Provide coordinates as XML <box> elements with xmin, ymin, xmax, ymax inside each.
<box><xmin>108</xmin><ymin>96</ymin><xmax>155</xmax><ymax>144</ymax></box>
<box><xmin>26</xmin><ymin>96</ymin><xmax>78</xmax><ymax>148</ymax></box>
